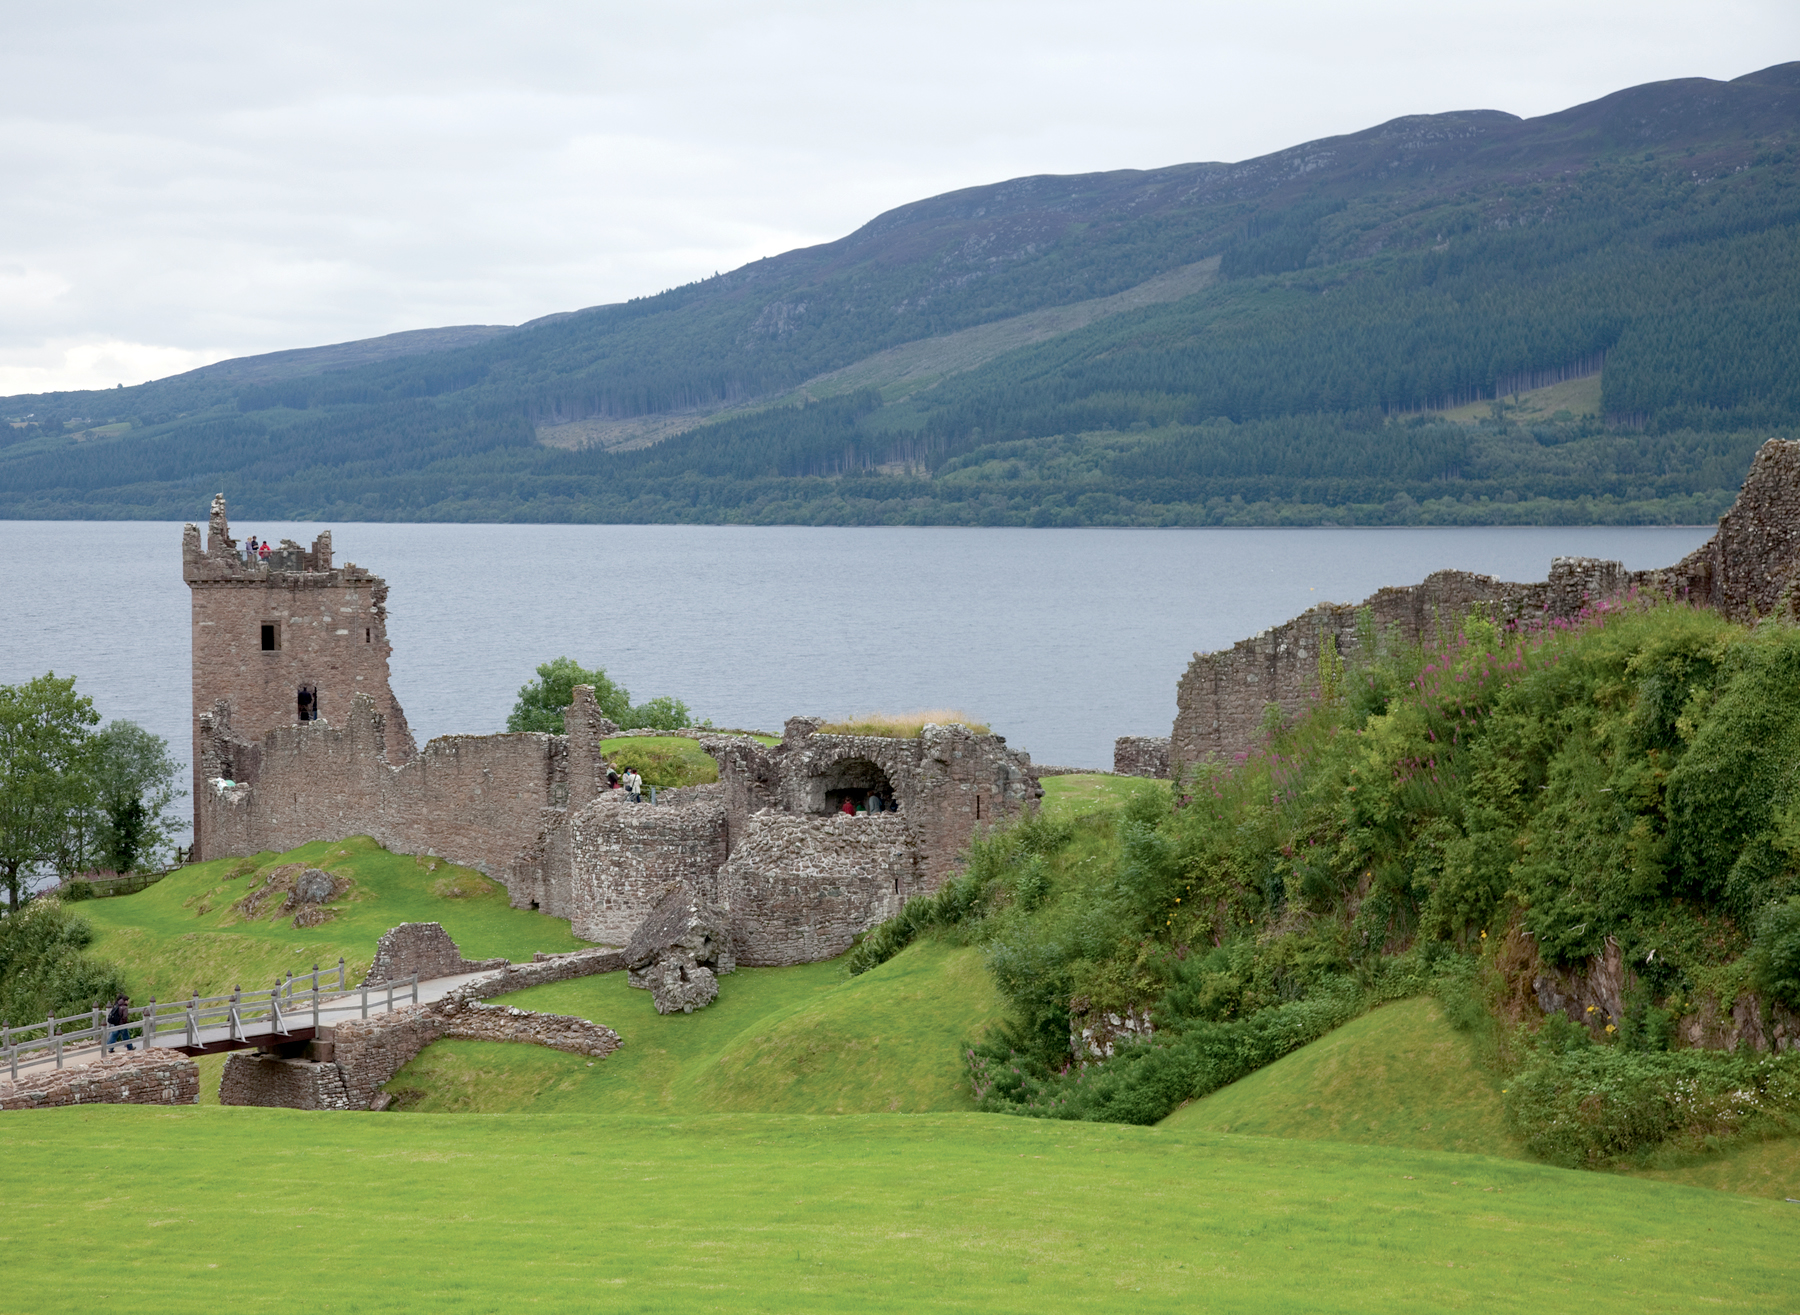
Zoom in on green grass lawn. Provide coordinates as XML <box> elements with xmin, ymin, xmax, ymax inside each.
<box><xmin>1040</xmin><ymin>772</ymin><xmax>1169</xmax><ymax>820</ymax></box>
<box><xmin>3</xmin><ymin>1103</ymin><xmax>1794</xmax><ymax>1313</ymax></box>
<box><xmin>383</xmin><ymin>938</ymin><xmax>1003</xmax><ymax>1115</ymax></box>
<box><xmin>1163</xmin><ymin>998</ymin><xmax>1519</xmax><ymax>1161</ymax></box>
<box><xmin>78</xmin><ymin>836</ymin><xmax>591</xmax><ymax>1002</ymax></box>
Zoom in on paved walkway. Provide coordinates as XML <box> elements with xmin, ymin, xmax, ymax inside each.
<box><xmin>7</xmin><ymin>967</ymin><xmax>510</xmax><ymax>1080</ymax></box>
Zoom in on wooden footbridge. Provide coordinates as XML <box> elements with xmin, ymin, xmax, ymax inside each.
<box><xmin>2</xmin><ymin>962</ymin><xmax>424</xmax><ymax>1081</ymax></box>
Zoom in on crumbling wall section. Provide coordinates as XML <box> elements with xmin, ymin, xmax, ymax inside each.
<box><xmin>716</xmin><ymin>812</ymin><xmax>918</xmax><ymax>966</ymax></box>
<box><xmin>219</xmin><ymin>1053</ymin><xmax>350</xmax><ymax>1110</ymax></box>
<box><xmin>197</xmin><ymin>693</ymin><xmax>574</xmax><ymax>888</ymax></box>
<box><xmin>0</xmin><ymin>1052</ymin><xmax>199</xmax><ymax>1111</ymax></box>
<box><xmin>1171</xmin><ymin>560</ymin><xmax>1618</xmax><ymax>770</ymax></box>
<box><xmin>567</xmin><ymin>794</ymin><xmax>731</xmax><ymax>944</ymax></box>
<box><xmin>1113</xmin><ymin>737</ymin><xmax>1171</xmax><ymax>778</ymax></box>
<box><xmin>363</xmin><ymin>922</ymin><xmax>510</xmax><ymax>985</ymax></box>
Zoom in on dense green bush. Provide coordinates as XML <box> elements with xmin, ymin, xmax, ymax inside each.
<box><xmin>0</xmin><ymin>899</ymin><xmax>126</xmax><ymax>1028</ymax></box>
<box><xmin>843</xmin><ymin>597</ymin><xmax>1800</xmax><ymax>1157</ymax></box>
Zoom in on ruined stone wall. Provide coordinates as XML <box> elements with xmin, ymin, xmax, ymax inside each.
<box><xmin>322</xmin><ymin>997</ymin><xmax>621</xmax><ymax>1110</ymax></box>
<box><xmin>1171</xmin><ymin>559</ymin><xmax>1625</xmax><ymax>770</ymax></box>
<box><xmin>184</xmin><ymin>496</ymin><xmax>414</xmax><ymax>858</ymax></box>
<box><xmin>1113</xmin><ymin>737</ymin><xmax>1171</xmax><ymax>778</ymax></box>
<box><xmin>0</xmin><ymin>1052</ymin><xmax>199</xmax><ymax>1111</ymax></box>
<box><xmin>566</xmin><ymin>794</ymin><xmax>731</xmax><ymax>945</ymax></box>
<box><xmin>716</xmin><ymin>813</ymin><xmax>918</xmax><ymax>966</ymax></box>
<box><xmin>1646</xmin><ymin>438</ymin><xmax>1800</xmax><ymax>622</ymax></box>
<box><xmin>1171</xmin><ymin>440</ymin><xmax>1800</xmax><ymax>770</ymax></box>
<box><xmin>196</xmin><ymin>693</ymin><xmax>573</xmax><ymax>884</ymax></box>
<box><xmin>363</xmin><ymin>922</ymin><xmax>510</xmax><ymax>985</ymax></box>
<box><xmin>219</xmin><ymin>1053</ymin><xmax>350</xmax><ymax>1110</ymax></box>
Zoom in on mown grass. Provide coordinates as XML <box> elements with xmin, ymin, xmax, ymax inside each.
<box><xmin>3</xmin><ymin>1103</ymin><xmax>1794</xmax><ymax>1313</ymax></box>
<box><xmin>383</xmin><ymin>939</ymin><xmax>1003</xmax><ymax>1115</ymax></box>
<box><xmin>78</xmin><ymin>836</ymin><xmax>590</xmax><ymax>1002</ymax></box>
<box><xmin>1163</xmin><ymin>998</ymin><xmax>1519</xmax><ymax>1160</ymax></box>
<box><xmin>1039</xmin><ymin>771</ymin><xmax>1169</xmax><ymax>821</ymax></box>
<box><xmin>1164</xmin><ymin>993</ymin><xmax>1800</xmax><ymax>1202</ymax></box>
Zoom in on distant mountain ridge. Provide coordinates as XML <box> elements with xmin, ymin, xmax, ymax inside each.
<box><xmin>3</xmin><ymin>61</ymin><xmax>1797</xmax><ymax>526</ymax></box>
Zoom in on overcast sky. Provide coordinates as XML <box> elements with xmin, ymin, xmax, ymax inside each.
<box><xmin>2</xmin><ymin>1</ymin><xmax>1794</xmax><ymax>395</ymax></box>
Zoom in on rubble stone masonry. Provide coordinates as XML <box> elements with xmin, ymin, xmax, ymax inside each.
<box><xmin>1171</xmin><ymin>441</ymin><xmax>1800</xmax><ymax>771</ymax></box>
<box><xmin>1</xmin><ymin>1051</ymin><xmax>199</xmax><ymax>1111</ymax></box>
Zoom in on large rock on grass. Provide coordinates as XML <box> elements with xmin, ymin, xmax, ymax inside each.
<box><xmin>625</xmin><ymin>883</ymin><xmax>735</xmax><ymax>1014</ymax></box>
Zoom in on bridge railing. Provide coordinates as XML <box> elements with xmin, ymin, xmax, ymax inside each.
<box><xmin>1</xmin><ymin>962</ymin><xmax>421</xmax><ymax>1082</ymax></box>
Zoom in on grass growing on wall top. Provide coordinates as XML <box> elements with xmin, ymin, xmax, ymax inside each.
<box><xmin>599</xmin><ymin>734</ymin><xmax>721</xmax><ymax>788</ymax></box>
<box><xmin>817</xmin><ymin>710</ymin><xmax>991</xmax><ymax>737</ymax></box>
<box><xmin>77</xmin><ymin>835</ymin><xmax>591</xmax><ymax>1001</ymax></box>
<box><xmin>381</xmin><ymin>939</ymin><xmax>1003</xmax><ymax>1115</ymax></box>
<box><xmin>3</xmin><ymin>1102</ymin><xmax>1796</xmax><ymax>1313</ymax></box>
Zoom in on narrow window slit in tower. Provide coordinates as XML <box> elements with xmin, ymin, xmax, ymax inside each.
<box><xmin>365</xmin><ymin>627</ymin><xmax>371</xmax><ymax>643</ymax></box>
<box><xmin>261</xmin><ymin>623</ymin><xmax>279</xmax><ymax>651</ymax></box>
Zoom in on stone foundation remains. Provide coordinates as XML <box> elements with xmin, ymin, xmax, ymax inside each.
<box><xmin>1113</xmin><ymin>736</ymin><xmax>1171</xmax><ymax>778</ymax></box>
<box><xmin>1171</xmin><ymin>439</ymin><xmax>1800</xmax><ymax>770</ymax></box>
<box><xmin>1</xmin><ymin>1051</ymin><xmax>199</xmax><ymax>1111</ymax></box>
<box><xmin>364</xmin><ymin>922</ymin><xmax>510</xmax><ymax>985</ymax></box>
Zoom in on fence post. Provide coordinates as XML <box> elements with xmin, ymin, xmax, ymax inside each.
<box><xmin>92</xmin><ymin>1003</ymin><xmax>103</xmax><ymax>1057</ymax></box>
<box><xmin>386</xmin><ymin>980</ymin><xmax>393</xmax><ymax>1014</ymax></box>
<box><xmin>50</xmin><ymin>1011</ymin><xmax>60</xmax><ymax>1070</ymax></box>
<box><xmin>312</xmin><ymin>964</ymin><xmax>320</xmax><ymax>1031</ymax></box>
<box><xmin>187</xmin><ymin>993</ymin><xmax>198</xmax><ymax>1048</ymax></box>
<box><xmin>338</xmin><ymin>958</ymin><xmax>346</xmax><ymax>991</ymax></box>
<box><xmin>411</xmin><ymin>975</ymin><xmax>418</xmax><ymax>1007</ymax></box>
<box><xmin>144</xmin><ymin>998</ymin><xmax>156</xmax><ymax>1051</ymax></box>
<box><xmin>230</xmin><ymin>986</ymin><xmax>241</xmax><ymax>1041</ymax></box>
<box><xmin>360</xmin><ymin>981</ymin><xmax>369</xmax><ymax>1021</ymax></box>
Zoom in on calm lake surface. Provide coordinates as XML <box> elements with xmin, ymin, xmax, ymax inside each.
<box><xmin>1</xmin><ymin>520</ymin><xmax>1714</xmax><ymax>841</ymax></box>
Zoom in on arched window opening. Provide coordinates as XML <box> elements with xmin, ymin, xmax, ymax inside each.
<box><xmin>813</xmin><ymin>756</ymin><xmax>898</xmax><ymax>816</ymax></box>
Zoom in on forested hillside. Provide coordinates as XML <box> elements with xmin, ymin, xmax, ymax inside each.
<box><xmin>4</xmin><ymin>64</ymin><xmax>1798</xmax><ymax>525</ymax></box>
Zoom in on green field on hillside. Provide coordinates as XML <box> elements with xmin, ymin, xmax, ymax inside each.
<box><xmin>78</xmin><ymin>836</ymin><xmax>590</xmax><ymax>1002</ymax></box>
<box><xmin>3</xmin><ymin>1104</ymin><xmax>1794</xmax><ymax>1313</ymax></box>
<box><xmin>383</xmin><ymin>938</ymin><xmax>1003</xmax><ymax>1116</ymax></box>
<box><xmin>1163</xmin><ymin>998</ymin><xmax>1517</xmax><ymax>1160</ymax></box>
<box><xmin>1039</xmin><ymin>772</ymin><xmax>1168</xmax><ymax>819</ymax></box>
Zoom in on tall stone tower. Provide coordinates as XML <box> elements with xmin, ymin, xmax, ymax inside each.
<box><xmin>183</xmin><ymin>494</ymin><xmax>416</xmax><ymax>858</ymax></box>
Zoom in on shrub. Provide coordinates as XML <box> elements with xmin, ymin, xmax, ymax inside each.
<box><xmin>0</xmin><ymin>899</ymin><xmax>126</xmax><ymax>1027</ymax></box>
<box><xmin>1750</xmin><ymin>896</ymin><xmax>1800</xmax><ymax>1010</ymax></box>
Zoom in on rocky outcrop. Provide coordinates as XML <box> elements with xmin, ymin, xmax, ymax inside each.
<box><xmin>625</xmin><ymin>884</ymin><xmax>735</xmax><ymax>1014</ymax></box>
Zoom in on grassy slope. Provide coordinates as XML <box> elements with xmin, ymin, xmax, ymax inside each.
<box><xmin>1165</xmin><ymin>995</ymin><xmax>1800</xmax><ymax>1201</ymax></box>
<box><xmin>1163</xmin><ymin>998</ymin><xmax>1518</xmax><ymax>1160</ymax></box>
<box><xmin>383</xmin><ymin>938</ymin><xmax>1003</xmax><ymax>1115</ymax></box>
<box><xmin>1040</xmin><ymin>772</ymin><xmax>1169</xmax><ymax>819</ymax></box>
<box><xmin>4</xmin><ymin>1104</ymin><xmax>1794</xmax><ymax>1314</ymax></box>
<box><xmin>78</xmin><ymin>835</ymin><xmax>590</xmax><ymax>1002</ymax></box>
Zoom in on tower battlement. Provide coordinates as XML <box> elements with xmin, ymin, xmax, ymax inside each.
<box><xmin>183</xmin><ymin>494</ymin><xmax>415</xmax><ymax>857</ymax></box>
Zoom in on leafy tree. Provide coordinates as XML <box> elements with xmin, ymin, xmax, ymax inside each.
<box><xmin>0</xmin><ymin>674</ymin><xmax>99</xmax><ymax>908</ymax></box>
<box><xmin>506</xmin><ymin>658</ymin><xmax>631</xmax><ymax>734</ymax></box>
<box><xmin>0</xmin><ymin>898</ymin><xmax>125</xmax><ymax>1028</ymax></box>
<box><xmin>505</xmin><ymin>657</ymin><xmax>695</xmax><ymax>734</ymax></box>
<box><xmin>91</xmin><ymin>721</ymin><xmax>184</xmax><ymax>874</ymax></box>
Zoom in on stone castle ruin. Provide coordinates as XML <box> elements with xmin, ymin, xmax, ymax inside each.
<box><xmin>1167</xmin><ymin>438</ymin><xmax>1800</xmax><ymax>772</ymax></box>
<box><xmin>185</xmin><ymin>495</ymin><xmax>1041</xmax><ymax>965</ymax></box>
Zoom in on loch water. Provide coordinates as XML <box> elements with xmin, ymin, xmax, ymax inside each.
<box><xmin>1</xmin><ymin>520</ymin><xmax>1715</xmax><ymax>840</ymax></box>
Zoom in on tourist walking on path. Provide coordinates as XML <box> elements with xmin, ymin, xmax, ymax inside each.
<box><xmin>105</xmin><ymin>995</ymin><xmax>134</xmax><ymax>1054</ymax></box>
<box><xmin>623</xmin><ymin>768</ymin><xmax>643</xmax><ymax>803</ymax></box>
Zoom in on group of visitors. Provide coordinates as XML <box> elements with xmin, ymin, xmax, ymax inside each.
<box><xmin>838</xmin><ymin>792</ymin><xmax>893</xmax><ymax>815</ymax></box>
<box><xmin>605</xmin><ymin>764</ymin><xmax>645</xmax><ymax>803</ymax></box>
<box><xmin>241</xmin><ymin>535</ymin><xmax>272</xmax><ymax>563</ymax></box>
